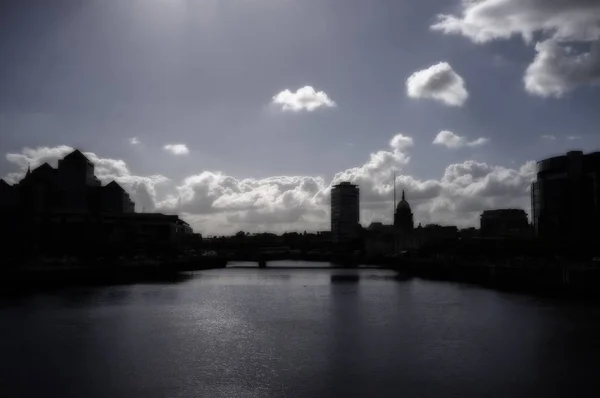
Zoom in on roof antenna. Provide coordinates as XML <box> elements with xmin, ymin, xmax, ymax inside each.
<box><xmin>393</xmin><ymin>169</ymin><xmax>396</xmax><ymax>218</ymax></box>
<box><xmin>26</xmin><ymin>163</ymin><xmax>31</xmax><ymax>177</ymax></box>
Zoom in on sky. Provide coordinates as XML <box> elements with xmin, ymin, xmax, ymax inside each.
<box><xmin>1</xmin><ymin>0</ymin><xmax>599</xmax><ymax>235</ymax></box>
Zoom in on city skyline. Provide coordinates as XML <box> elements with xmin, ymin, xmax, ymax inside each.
<box><xmin>2</xmin><ymin>0</ymin><xmax>600</xmax><ymax>235</ymax></box>
<box><xmin>8</xmin><ymin>144</ymin><xmax>598</xmax><ymax>237</ymax></box>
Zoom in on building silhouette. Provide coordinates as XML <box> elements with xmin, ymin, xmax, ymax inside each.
<box><xmin>480</xmin><ymin>209</ymin><xmax>529</xmax><ymax>237</ymax></box>
<box><xmin>394</xmin><ymin>190</ymin><xmax>414</xmax><ymax>232</ymax></box>
<box><xmin>58</xmin><ymin>149</ymin><xmax>102</xmax><ymax>212</ymax></box>
<box><xmin>7</xmin><ymin>149</ymin><xmax>135</xmax><ymax>215</ymax></box>
<box><xmin>331</xmin><ymin>182</ymin><xmax>360</xmax><ymax>245</ymax></box>
<box><xmin>0</xmin><ymin>149</ymin><xmax>198</xmax><ymax>256</ymax></box>
<box><xmin>364</xmin><ymin>179</ymin><xmax>460</xmax><ymax>255</ymax></box>
<box><xmin>531</xmin><ymin>150</ymin><xmax>600</xmax><ymax>241</ymax></box>
<box><xmin>392</xmin><ymin>190</ymin><xmax>427</xmax><ymax>251</ymax></box>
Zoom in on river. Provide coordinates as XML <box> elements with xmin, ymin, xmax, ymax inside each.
<box><xmin>1</xmin><ymin>261</ymin><xmax>600</xmax><ymax>397</ymax></box>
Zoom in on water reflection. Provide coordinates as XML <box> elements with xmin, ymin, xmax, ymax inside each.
<box><xmin>330</xmin><ymin>273</ymin><xmax>361</xmax><ymax>283</ymax></box>
<box><xmin>2</xmin><ymin>267</ymin><xmax>600</xmax><ymax>397</ymax></box>
<box><xmin>229</xmin><ymin>260</ymin><xmax>337</xmax><ymax>269</ymax></box>
<box><xmin>328</xmin><ymin>271</ymin><xmax>364</xmax><ymax>396</ymax></box>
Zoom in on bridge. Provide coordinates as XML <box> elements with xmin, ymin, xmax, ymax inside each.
<box><xmin>227</xmin><ymin>262</ymin><xmax>385</xmax><ymax>270</ymax></box>
<box><xmin>221</xmin><ymin>252</ymin><xmax>392</xmax><ymax>268</ymax></box>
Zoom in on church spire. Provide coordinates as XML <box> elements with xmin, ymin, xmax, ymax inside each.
<box><xmin>402</xmin><ymin>189</ymin><xmax>405</xmax><ymax>201</ymax></box>
<box><xmin>26</xmin><ymin>163</ymin><xmax>31</xmax><ymax>177</ymax></box>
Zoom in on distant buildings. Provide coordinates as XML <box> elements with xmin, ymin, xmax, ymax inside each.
<box><xmin>480</xmin><ymin>209</ymin><xmax>529</xmax><ymax>238</ymax></box>
<box><xmin>0</xmin><ymin>149</ymin><xmax>198</xmax><ymax>256</ymax></box>
<box><xmin>364</xmin><ymin>184</ymin><xmax>460</xmax><ymax>255</ymax></box>
<box><xmin>531</xmin><ymin>150</ymin><xmax>600</xmax><ymax>241</ymax></box>
<box><xmin>202</xmin><ymin>231</ymin><xmax>333</xmax><ymax>254</ymax></box>
<box><xmin>420</xmin><ymin>224</ymin><xmax>459</xmax><ymax>241</ymax></box>
<box><xmin>365</xmin><ymin>222</ymin><xmax>395</xmax><ymax>255</ymax></box>
<box><xmin>331</xmin><ymin>182</ymin><xmax>360</xmax><ymax>245</ymax></box>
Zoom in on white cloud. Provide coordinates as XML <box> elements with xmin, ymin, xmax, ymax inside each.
<box><xmin>330</xmin><ymin>134</ymin><xmax>415</xmax><ymax>204</ymax></box>
<box><xmin>4</xmin><ymin>138</ymin><xmax>536</xmax><ymax>235</ymax></box>
<box><xmin>154</xmin><ymin>133</ymin><xmax>417</xmax><ymax>233</ymax></box>
<box><xmin>542</xmin><ymin>135</ymin><xmax>556</xmax><ymax>140</ymax></box>
<box><xmin>163</xmin><ymin>144</ymin><xmax>189</xmax><ymax>155</ymax></box>
<box><xmin>524</xmin><ymin>39</ymin><xmax>600</xmax><ymax>97</ymax></box>
<box><xmin>271</xmin><ymin>86</ymin><xmax>336</xmax><ymax>112</ymax></box>
<box><xmin>389</xmin><ymin>133</ymin><xmax>414</xmax><ymax>152</ymax></box>
<box><xmin>467</xmin><ymin>137</ymin><xmax>490</xmax><ymax>147</ymax></box>
<box><xmin>431</xmin><ymin>0</ymin><xmax>600</xmax><ymax>96</ymax></box>
<box><xmin>406</xmin><ymin>62</ymin><xmax>469</xmax><ymax>106</ymax></box>
<box><xmin>5</xmin><ymin>145</ymin><xmax>73</xmax><ymax>172</ymax></box>
<box><xmin>433</xmin><ymin>131</ymin><xmax>463</xmax><ymax>148</ymax></box>
<box><xmin>431</xmin><ymin>0</ymin><xmax>600</xmax><ymax>44</ymax></box>
<box><xmin>129</xmin><ymin>137</ymin><xmax>140</xmax><ymax>145</ymax></box>
<box><xmin>433</xmin><ymin>130</ymin><xmax>489</xmax><ymax>149</ymax></box>
<box><xmin>567</xmin><ymin>136</ymin><xmax>581</xmax><ymax>140</ymax></box>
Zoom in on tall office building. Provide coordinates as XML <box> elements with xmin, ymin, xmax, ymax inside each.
<box><xmin>531</xmin><ymin>150</ymin><xmax>600</xmax><ymax>240</ymax></box>
<box><xmin>331</xmin><ymin>182</ymin><xmax>360</xmax><ymax>244</ymax></box>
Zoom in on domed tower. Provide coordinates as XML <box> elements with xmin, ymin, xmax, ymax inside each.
<box><xmin>394</xmin><ymin>190</ymin><xmax>414</xmax><ymax>232</ymax></box>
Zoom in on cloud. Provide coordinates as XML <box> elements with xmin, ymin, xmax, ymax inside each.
<box><xmin>467</xmin><ymin>138</ymin><xmax>490</xmax><ymax>147</ymax></box>
<box><xmin>333</xmin><ymin>154</ymin><xmax>535</xmax><ymax>228</ymax></box>
<box><xmin>156</xmin><ymin>173</ymin><xmax>330</xmax><ymax>234</ymax></box>
<box><xmin>4</xmin><ymin>138</ymin><xmax>536</xmax><ymax>235</ymax></box>
<box><xmin>389</xmin><ymin>133</ymin><xmax>414</xmax><ymax>152</ymax></box>
<box><xmin>271</xmin><ymin>86</ymin><xmax>336</xmax><ymax>112</ymax></box>
<box><xmin>5</xmin><ymin>145</ymin><xmax>73</xmax><ymax>172</ymax></box>
<box><xmin>433</xmin><ymin>131</ymin><xmax>464</xmax><ymax>148</ymax></box>
<box><xmin>163</xmin><ymin>144</ymin><xmax>189</xmax><ymax>155</ymax></box>
<box><xmin>433</xmin><ymin>131</ymin><xmax>489</xmax><ymax>149</ymax></box>
<box><xmin>431</xmin><ymin>0</ymin><xmax>600</xmax><ymax>44</ymax></box>
<box><xmin>330</xmin><ymin>134</ymin><xmax>415</xmax><ymax>204</ymax></box>
<box><xmin>129</xmin><ymin>137</ymin><xmax>140</xmax><ymax>145</ymax></box>
<box><xmin>567</xmin><ymin>136</ymin><xmax>581</xmax><ymax>140</ymax></box>
<box><xmin>406</xmin><ymin>62</ymin><xmax>468</xmax><ymax>106</ymax></box>
<box><xmin>541</xmin><ymin>135</ymin><xmax>556</xmax><ymax>140</ymax></box>
<box><xmin>524</xmin><ymin>39</ymin><xmax>600</xmax><ymax>97</ymax></box>
<box><xmin>431</xmin><ymin>0</ymin><xmax>600</xmax><ymax>96</ymax></box>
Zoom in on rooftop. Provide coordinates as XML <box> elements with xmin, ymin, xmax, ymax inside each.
<box><xmin>538</xmin><ymin>150</ymin><xmax>600</xmax><ymax>163</ymax></box>
<box><xmin>63</xmin><ymin>149</ymin><xmax>92</xmax><ymax>164</ymax></box>
<box><xmin>104</xmin><ymin>180</ymin><xmax>125</xmax><ymax>191</ymax></box>
<box><xmin>481</xmin><ymin>209</ymin><xmax>527</xmax><ymax>215</ymax></box>
<box><xmin>333</xmin><ymin>181</ymin><xmax>358</xmax><ymax>188</ymax></box>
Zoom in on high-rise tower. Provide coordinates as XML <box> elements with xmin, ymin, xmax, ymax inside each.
<box><xmin>331</xmin><ymin>182</ymin><xmax>360</xmax><ymax>244</ymax></box>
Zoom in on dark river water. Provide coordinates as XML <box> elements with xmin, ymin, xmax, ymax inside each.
<box><xmin>2</xmin><ymin>261</ymin><xmax>600</xmax><ymax>397</ymax></box>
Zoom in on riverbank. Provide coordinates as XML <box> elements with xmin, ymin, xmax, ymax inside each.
<box><xmin>4</xmin><ymin>252</ymin><xmax>600</xmax><ymax>298</ymax></box>
<box><xmin>1</xmin><ymin>256</ymin><xmax>228</xmax><ymax>291</ymax></box>
<box><xmin>391</xmin><ymin>258</ymin><xmax>600</xmax><ymax>297</ymax></box>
